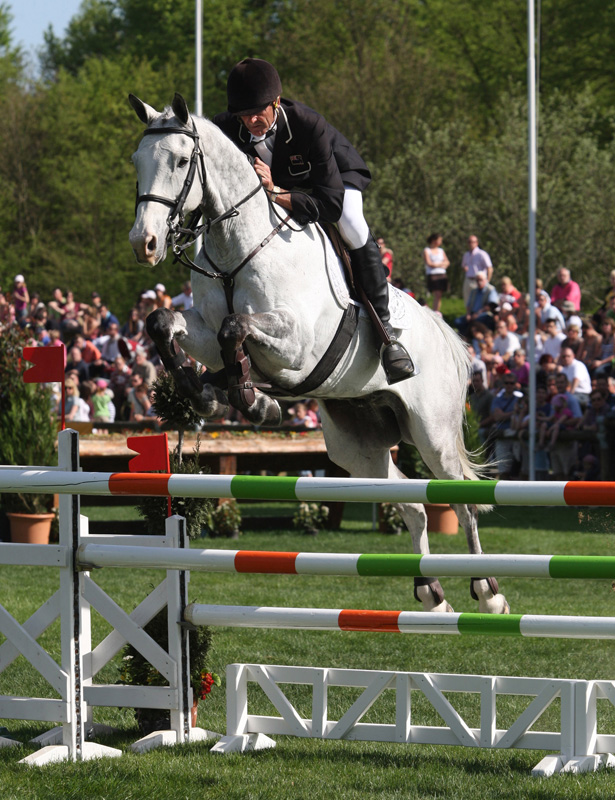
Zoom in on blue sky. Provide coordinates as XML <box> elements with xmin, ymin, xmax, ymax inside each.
<box><xmin>8</xmin><ymin>0</ymin><xmax>82</xmax><ymax>54</ymax></box>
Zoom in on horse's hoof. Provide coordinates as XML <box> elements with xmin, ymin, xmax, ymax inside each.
<box><xmin>429</xmin><ymin>600</ymin><xmax>454</xmax><ymax>613</ymax></box>
<box><xmin>478</xmin><ymin>593</ymin><xmax>510</xmax><ymax>615</ymax></box>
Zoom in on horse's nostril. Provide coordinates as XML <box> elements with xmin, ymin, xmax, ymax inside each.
<box><xmin>146</xmin><ymin>235</ymin><xmax>157</xmax><ymax>253</ymax></box>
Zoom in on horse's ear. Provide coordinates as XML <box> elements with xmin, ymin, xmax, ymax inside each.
<box><xmin>128</xmin><ymin>94</ymin><xmax>158</xmax><ymax>125</ymax></box>
<box><xmin>172</xmin><ymin>93</ymin><xmax>191</xmax><ymax>125</ymax></box>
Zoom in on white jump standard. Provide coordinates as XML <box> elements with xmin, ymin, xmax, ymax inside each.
<box><xmin>2</xmin><ymin>429</ymin><xmax>615</xmax><ymax>777</ymax></box>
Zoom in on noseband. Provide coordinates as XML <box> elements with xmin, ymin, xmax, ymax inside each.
<box><xmin>134</xmin><ymin>118</ymin><xmax>290</xmax><ymax>311</ymax></box>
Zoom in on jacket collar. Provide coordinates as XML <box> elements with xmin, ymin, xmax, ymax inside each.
<box><xmin>236</xmin><ymin>100</ymin><xmax>293</xmax><ymax>146</ymax></box>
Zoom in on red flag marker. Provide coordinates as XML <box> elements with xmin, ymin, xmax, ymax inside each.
<box><xmin>127</xmin><ymin>433</ymin><xmax>170</xmax><ymax>472</ymax></box>
<box><xmin>23</xmin><ymin>344</ymin><xmax>67</xmax><ymax>428</ymax></box>
<box><xmin>23</xmin><ymin>345</ymin><xmax>66</xmax><ymax>384</ymax></box>
<box><xmin>127</xmin><ymin>433</ymin><xmax>172</xmax><ymax>516</ymax></box>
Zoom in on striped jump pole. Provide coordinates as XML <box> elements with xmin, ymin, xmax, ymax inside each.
<box><xmin>184</xmin><ymin>604</ymin><xmax>615</xmax><ymax>640</ymax></box>
<box><xmin>77</xmin><ymin>545</ymin><xmax>615</xmax><ymax>580</ymax></box>
<box><xmin>1</xmin><ymin>470</ymin><xmax>615</xmax><ymax>506</ymax></box>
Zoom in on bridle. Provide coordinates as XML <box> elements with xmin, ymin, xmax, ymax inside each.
<box><xmin>134</xmin><ymin>118</ymin><xmax>291</xmax><ymax>312</ymax></box>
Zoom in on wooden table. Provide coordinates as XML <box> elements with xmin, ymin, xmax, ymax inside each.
<box><xmin>77</xmin><ymin>432</ymin><xmax>349</xmax><ymax>530</ymax></box>
<box><xmin>78</xmin><ymin>432</ymin><xmax>337</xmax><ymax>475</ymax></box>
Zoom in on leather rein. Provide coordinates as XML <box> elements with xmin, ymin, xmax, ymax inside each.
<box><xmin>134</xmin><ymin>119</ymin><xmax>290</xmax><ymax>313</ymax></box>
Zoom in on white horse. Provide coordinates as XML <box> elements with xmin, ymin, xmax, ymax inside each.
<box><xmin>128</xmin><ymin>93</ymin><xmax>508</xmax><ymax>615</ymax></box>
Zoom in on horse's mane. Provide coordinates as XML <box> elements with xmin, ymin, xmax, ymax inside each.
<box><xmin>150</xmin><ymin>107</ymin><xmax>248</xmax><ymax>161</ymax></box>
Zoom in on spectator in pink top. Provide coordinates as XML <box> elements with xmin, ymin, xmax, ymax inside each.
<box><xmin>13</xmin><ymin>274</ymin><xmax>29</xmax><ymax>328</ymax></box>
<box><xmin>550</xmin><ymin>268</ymin><xmax>581</xmax><ymax>311</ymax></box>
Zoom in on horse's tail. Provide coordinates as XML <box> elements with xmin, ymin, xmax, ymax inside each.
<box><xmin>429</xmin><ymin>312</ymin><xmax>494</xmax><ymax>511</ymax></box>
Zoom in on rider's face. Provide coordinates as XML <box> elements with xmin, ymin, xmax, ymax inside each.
<box><xmin>239</xmin><ymin>102</ymin><xmax>277</xmax><ymax>137</ymax></box>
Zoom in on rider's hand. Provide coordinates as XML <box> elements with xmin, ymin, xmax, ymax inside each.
<box><xmin>253</xmin><ymin>158</ymin><xmax>273</xmax><ymax>191</ymax></box>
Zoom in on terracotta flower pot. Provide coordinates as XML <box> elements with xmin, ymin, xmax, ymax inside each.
<box><xmin>7</xmin><ymin>512</ymin><xmax>54</xmax><ymax>544</ymax></box>
<box><xmin>191</xmin><ymin>700</ymin><xmax>198</xmax><ymax>727</ymax></box>
<box><xmin>425</xmin><ymin>504</ymin><xmax>458</xmax><ymax>535</ymax></box>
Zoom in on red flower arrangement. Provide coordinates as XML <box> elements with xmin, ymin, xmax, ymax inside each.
<box><xmin>199</xmin><ymin>670</ymin><xmax>221</xmax><ymax>699</ymax></box>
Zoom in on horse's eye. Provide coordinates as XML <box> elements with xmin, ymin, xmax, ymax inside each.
<box><xmin>178</xmin><ymin>158</ymin><xmax>189</xmax><ymax>168</ymax></box>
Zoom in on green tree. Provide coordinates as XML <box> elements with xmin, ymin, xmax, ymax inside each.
<box><xmin>41</xmin><ymin>0</ymin><xmax>270</xmax><ymax>117</ymax></box>
<box><xmin>0</xmin><ymin>55</ymin><xmax>193</xmax><ymax>315</ymax></box>
<box><xmin>267</xmin><ymin>0</ymin><xmax>450</xmax><ymax>162</ymax></box>
<box><xmin>0</xmin><ymin>3</ymin><xmax>24</xmax><ymax>89</ymax></box>
<box><xmin>364</xmin><ymin>90</ymin><xmax>615</xmax><ymax>306</ymax></box>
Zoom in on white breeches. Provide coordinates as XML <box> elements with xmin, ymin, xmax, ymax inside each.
<box><xmin>337</xmin><ymin>184</ymin><xmax>370</xmax><ymax>250</ymax></box>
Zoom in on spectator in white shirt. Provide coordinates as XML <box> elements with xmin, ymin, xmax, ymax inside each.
<box><xmin>542</xmin><ymin>319</ymin><xmax>567</xmax><ymax>361</ymax></box>
<box><xmin>95</xmin><ymin>322</ymin><xmax>123</xmax><ymax>364</ymax></box>
<box><xmin>492</xmin><ymin>319</ymin><xmax>521</xmax><ymax>363</ymax></box>
<box><xmin>561</xmin><ymin>300</ymin><xmax>582</xmax><ymax>332</ymax></box>
<box><xmin>171</xmin><ymin>281</ymin><xmax>194</xmax><ymax>310</ymax></box>
<box><xmin>461</xmin><ymin>235</ymin><xmax>493</xmax><ymax>304</ymax></box>
<box><xmin>558</xmin><ymin>346</ymin><xmax>592</xmax><ymax>407</ymax></box>
<box><xmin>468</xmin><ymin>344</ymin><xmax>488</xmax><ymax>387</ymax></box>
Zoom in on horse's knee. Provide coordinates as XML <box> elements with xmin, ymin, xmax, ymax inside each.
<box><xmin>146</xmin><ymin>307</ymin><xmax>175</xmax><ymax>341</ymax></box>
<box><xmin>218</xmin><ymin>314</ymin><xmax>250</xmax><ymax>355</ymax></box>
<box><xmin>146</xmin><ymin>308</ymin><xmax>186</xmax><ymax>370</ymax></box>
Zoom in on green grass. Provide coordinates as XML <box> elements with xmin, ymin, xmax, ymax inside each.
<box><xmin>2</xmin><ymin>505</ymin><xmax>615</xmax><ymax>798</ymax></box>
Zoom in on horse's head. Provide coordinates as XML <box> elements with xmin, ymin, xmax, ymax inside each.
<box><xmin>129</xmin><ymin>93</ymin><xmax>203</xmax><ymax>266</ymax></box>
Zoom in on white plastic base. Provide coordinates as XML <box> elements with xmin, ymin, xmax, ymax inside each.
<box><xmin>0</xmin><ymin>736</ymin><xmax>21</xmax><ymax>749</ymax></box>
<box><xmin>188</xmin><ymin>727</ymin><xmax>221</xmax><ymax>744</ymax></box>
<box><xmin>560</xmin><ymin>753</ymin><xmax>615</xmax><ymax>774</ymax></box>
<box><xmin>20</xmin><ymin>741</ymin><xmax>122</xmax><ymax>766</ymax></box>
<box><xmin>532</xmin><ymin>755</ymin><xmax>566</xmax><ymax>777</ymax></box>
<box><xmin>131</xmin><ymin>726</ymin><xmax>220</xmax><ymax>753</ymax></box>
<box><xmin>29</xmin><ymin>728</ymin><xmax>64</xmax><ymax>748</ymax></box>
<box><xmin>533</xmin><ymin>752</ymin><xmax>615</xmax><ymax>777</ymax></box>
<box><xmin>131</xmin><ymin>730</ymin><xmax>177</xmax><ymax>754</ymax></box>
<box><xmin>30</xmin><ymin>723</ymin><xmax>118</xmax><ymax>749</ymax></box>
<box><xmin>210</xmin><ymin>733</ymin><xmax>277</xmax><ymax>754</ymax></box>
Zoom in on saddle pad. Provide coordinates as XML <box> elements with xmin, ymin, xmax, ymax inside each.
<box><xmin>317</xmin><ymin>224</ymin><xmax>412</xmax><ymax>330</ymax></box>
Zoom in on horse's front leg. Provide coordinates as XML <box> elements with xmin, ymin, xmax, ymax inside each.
<box><xmin>217</xmin><ymin>310</ymin><xmax>302</xmax><ymax>427</ymax></box>
<box><xmin>147</xmin><ymin>307</ymin><xmax>230</xmax><ymax>419</ymax></box>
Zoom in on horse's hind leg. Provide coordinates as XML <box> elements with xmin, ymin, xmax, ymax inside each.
<box><xmin>318</xmin><ymin>398</ymin><xmax>452</xmax><ymax>613</ymax></box>
<box><xmin>412</xmin><ymin>428</ymin><xmax>509</xmax><ymax>614</ymax></box>
<box><xmin>450</xmin><ymin>503</ymin><xmax>509</xmax><ymax>614</ymax></box>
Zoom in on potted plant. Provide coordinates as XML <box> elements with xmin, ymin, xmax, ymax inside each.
<box><xmin>379</xmin><ymin>502</ymin><xmax>404</xmax><ymax>535</ymax></box>
<box><xmin>207</xmin><ymin>500</ymin><xmax>242</xmax><ymax>539</ymax></box>
<box><xmin>150</xmin><ymin>370</ymin><xmax>204</xmax><ymax>466</ymax></box>
<box><xmin>136</xmin><ymin>438</ymin><xmax>213</xmax><ymax>540</ymax></box>
<box><xmin>119</xmin><ymin>610</ymin><xmax>219</xmax><ymax>735</ymax></box>
<box><xmin>0</xmin><ymin>327</ymin><xmax>57</xmax><ymax>543</ymax></box>
<box><xmin>292</xmin><ymin>502</ymin><xmax>329</xmax><ymax>536</ymax></box>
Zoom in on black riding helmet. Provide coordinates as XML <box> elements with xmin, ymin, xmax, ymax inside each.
<box><xmin>227</xmin><ymin>58</ymin><xmax>282</xmax><ymax>115</ymax></box>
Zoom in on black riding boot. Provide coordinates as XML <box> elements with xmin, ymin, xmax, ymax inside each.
<box><xmin>349</xmin><ymin>239</ymin><xmax>416</xmax><ymax>384</ymax></box>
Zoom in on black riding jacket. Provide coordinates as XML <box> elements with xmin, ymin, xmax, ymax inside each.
<box><xmin>213</xmin><ymin>98</ymin><xmax>371</xmax><ymax>225</ymax></box>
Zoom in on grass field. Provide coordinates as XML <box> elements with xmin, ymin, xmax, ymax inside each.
<box><xmin>2</xmin><ymin>503</ymin><xmax>615</xmax><ymax>799</ymax></box>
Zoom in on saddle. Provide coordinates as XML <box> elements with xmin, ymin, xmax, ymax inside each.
<box><xmin>321</xmin><ymin>223</ymin><xmax>393</xmax><ymax>348</ymax></box>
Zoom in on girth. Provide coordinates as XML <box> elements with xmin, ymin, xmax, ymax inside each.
<box><xmin>259</xmin><ymin>302</ymin><xmax>359</xmax><ymax>398</ymax></box>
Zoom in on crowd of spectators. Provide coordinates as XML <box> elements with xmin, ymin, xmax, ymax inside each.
<box><xmin>1</xmin><ymin>274</ymin><xmax>323</xmax><ymax>430</ymax></box>
<box><xmin>378</xmin><ymin>234</ymin><xmax>615</xmax><ymax>482</ymax></box>
<box><xmin>4</xmin><ymin>238</ymin><xmax>614</xmax><ymax>465</ymax></box>
<box><xmin>0</xmin><ymin>276</ymin><xmax>197</xmax><ymax>427</ymax></box>
<box><xmin>450</xmin><ymin>251</ymin><xmax>615</xmax><ymax>481</ymax></box>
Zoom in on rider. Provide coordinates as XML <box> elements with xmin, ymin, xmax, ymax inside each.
<box><xmin>213</xmin><ymin>58</ymin><xmax>415</xmax><ymax>384</ymax></box>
